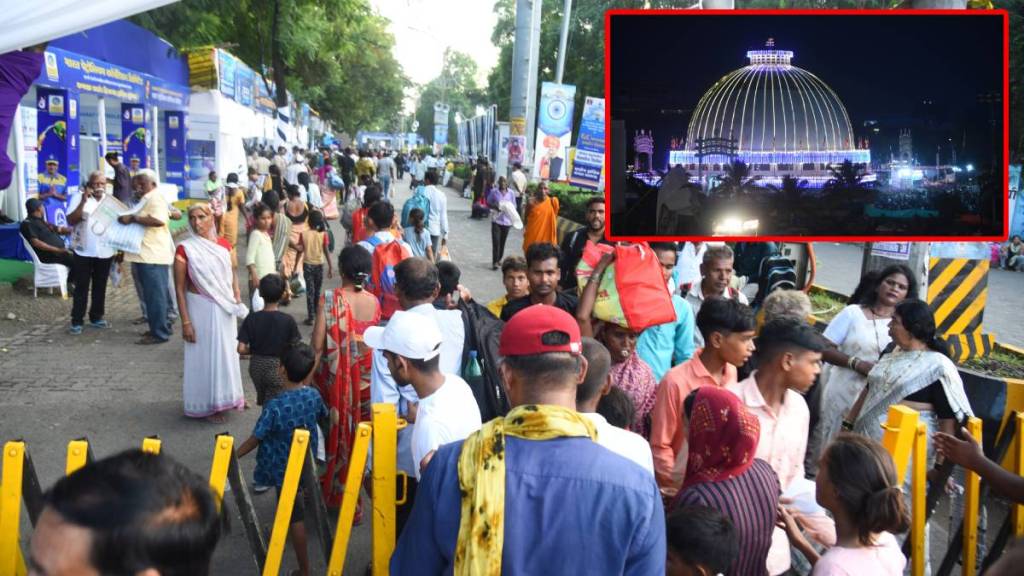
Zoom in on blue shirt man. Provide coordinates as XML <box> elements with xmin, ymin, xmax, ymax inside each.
<box><xmin>637</xmin><ymin>242</ymin><xmax>697</xmax><ymax>382</ymax></box>
<box><xmin>391</xmin><ymin>305</ymin><xmax>665</xmax><ymax>575</ymax></box>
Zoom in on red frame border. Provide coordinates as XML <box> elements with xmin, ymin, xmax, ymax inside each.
<box><xmin>603</xmin><ymin>8</ymin><xmax>1011</xmax><ymax>243</ymax></box>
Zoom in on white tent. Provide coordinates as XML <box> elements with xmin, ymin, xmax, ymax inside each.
<box><xmin>187</xmin><ymin>90</ymin><xmax>276</xmax><ymax>198</ymax></box>
<box><xmin>0</xmin><ymin>0</ymin><xmax>178</xmax><ymax>54</ymax></box>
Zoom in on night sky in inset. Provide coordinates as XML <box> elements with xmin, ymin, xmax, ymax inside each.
<box><xmin>610</xmin><ymin>13</ymin><xmax>1004</xmax><ymax>167</ymax></box>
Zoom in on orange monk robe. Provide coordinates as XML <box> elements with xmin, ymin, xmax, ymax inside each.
<box><xmin>522</xmin><ymin>195</ymin><xmax>560</xmax><ymax>253</ymax></box>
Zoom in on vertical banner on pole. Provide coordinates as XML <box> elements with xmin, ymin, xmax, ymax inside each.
<box><xmin>532</xmin><ymin>82</ymin><xmax>576</xmax><ymax>182</ymax></box>
<box><xmin>432</xmin><ymin>102</ymin><xmax>450</xmax><ymax>149</ymax></box>
<box><xmin>36</xmin><ymin>87</ymin><xmax>79</xmax><ymax>229</ymax></box>
<box><xmin>121</xmin><ymin>102</ymin><xmax>149</xmax><ymax>175</ymax></box>
<box><xmin>165</xmin><ymin>111</ymin><xmax>186</xmax><ymax>199</ymax></box>
<box><xmin>496</xmin><ymin>122</ymin><xmax>510</xmax><ymax>178</ymax></box>
<box><xmin>508</xmin><ymin>117</ymin><xmax>526</xmax><ymax>166</ymax></box>
<box><xmin>570</xmin><ymin>96</ymin><xmax>606</xmax><ymax>191</ymax></box>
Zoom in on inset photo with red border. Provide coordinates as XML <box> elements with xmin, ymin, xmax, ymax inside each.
<box><xmin>605</xmin><ymin>9</ymin><xmax>1009</xmax><ymax>242</ymax></box>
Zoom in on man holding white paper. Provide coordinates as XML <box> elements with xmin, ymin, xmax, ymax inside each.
<box><xmin>66</xmin><ymin>171</ymin><xmax>115</xmax><ymax>335</ymax></box>
<box><xmin>119</xmin><ymin>170</ymin><xmax>173</xmax><ymax>345</ymax></box>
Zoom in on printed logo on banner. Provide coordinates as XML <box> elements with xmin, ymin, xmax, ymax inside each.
<box><xmin>48</xmin><ymin>96</ymin><xmax>64</xmax><ymax>116</ymax></box>
<box><xmin>69</xmin><ymin>99</ymin><xmax>77</xmax><ymax>120</ymax></box>
<box><xmin>169</xmin><ymin>115</ymin><xmax>179</xmax><ymax>129</ymax></box>
<box><xmin>131</xmin><ymin>108</ymin><xmax>144</xmax><ymax>124</ymax></box>
<box><xmin>45</xmin><ymin>52</ymin><xmax>59</xmax><ymax>82</ymax></box>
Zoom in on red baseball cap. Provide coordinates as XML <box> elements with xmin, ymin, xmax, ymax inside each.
<box><xmin>499</xmin><ymin>305</ymin><xmax>582</xmax><ymax>357</ymax></box>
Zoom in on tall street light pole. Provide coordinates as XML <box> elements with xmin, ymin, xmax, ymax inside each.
<box><xmin>555</xmin><ymin>0</ymin><xmax>572</xmax><ymax>85</ymax></box>
<box><xmin>510</xmin><ymin>0</ymin><xmax>542</xmax><ymax>175</ymax></box>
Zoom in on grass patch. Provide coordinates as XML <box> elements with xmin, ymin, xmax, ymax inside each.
<box><xmin>809</xmin><ymin>290</ymin><xmax>846</xmax><ymax>322</ymax></box>
<box><xmin>962</xmin><ymin>347</ymin><xmax>1024</xmax><ymax>380</ymax></box>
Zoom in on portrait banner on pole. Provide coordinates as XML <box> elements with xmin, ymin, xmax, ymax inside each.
<box><xmin>433</xmin><ymin>102</ymin><xmax>450</xmax><ymax>147</ymax></box>
<box><xmin>532</xmin><ymin>82</ymin><xmax>576</xmax><ymax>181</ymax></box>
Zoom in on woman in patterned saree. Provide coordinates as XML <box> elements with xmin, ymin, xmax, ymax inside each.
<box><xmin>311</xmin><ymin>244</ymin><xmax>381</xmax><ymax>508</ymax></box>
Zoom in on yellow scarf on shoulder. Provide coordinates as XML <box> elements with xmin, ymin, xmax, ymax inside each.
<box><xmin>453</xmin><ymin>404</ymin><xmax>597</xmax><ymax>576</ymax></box>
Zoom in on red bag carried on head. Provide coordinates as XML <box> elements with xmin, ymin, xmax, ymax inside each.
<box><xmin>366</xmin><ymin>236</ymin><xmax>411</xmax><ymax>320</ymax></box>
<box><xmin>613</xmin><ymin>243</ymin><xmax>676</xmax><ymax>331</ymax></box>
<box><xmin>576</xmin><ymin>242</ymin><xmax>675</xmax><ymax>331</ymax></box>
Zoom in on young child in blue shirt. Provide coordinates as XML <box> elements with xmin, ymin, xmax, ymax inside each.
<box><xmin>238</xmin><ymin>342</ymin><xmax>326</xmax><ymax>576</ymax></box>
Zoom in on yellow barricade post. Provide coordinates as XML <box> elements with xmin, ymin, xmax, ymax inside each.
<box><xmin>881</xmin><ymin>405</ymin><xmax>920</xmax><ymax>481</ymax></box>
<box><xmin>1015</xmin><ymin>412</ymin><xmax>1024</xmax><ymax>538</ymax></box>
<box><xmin>141</xmin><ymin>436</ymin><xmax>162</xmax><ymax>455</ymax></box>
<box><xmin>1</xmin><ymin>441</ymin><xmax>26</xmax><ymax>576</ymax></box>
<box><xmin>66</xmin><ymin>439</ymin><xmax>89</xmax><ymax>476</ymax></box>
<box><xmin>263</xmin><ymin>429</ymin><xmax>310</xmax><ymax>576</ymax></box>
<box><xmin>962</xmin><ymin>417</ymin><xmax>982</xmax><ymax>576</ymax></box>
<box><xmin>372</xmin><ymin>403</ymin><xmax>398</xmax><ymax>576</ymax></box>
<box><xmin>208</xmin><ymin>435</ymin><xmax>234</xmax><ymax>508</ymax></box>
<box><xmin>911</xmin><ymin>422</ymin><xmax>927</xmax><ymax>576</ymax></box>
<box><xmin>327</xmin><ymin>422</ymin><xmax>373</xmax><ymax>576</ymax></box>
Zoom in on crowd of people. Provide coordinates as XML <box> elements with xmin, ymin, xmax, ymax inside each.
<box><xmin>17</xmin><ymin>143</ymin><xmax>1021</xmax><ymax>576</ymax></box>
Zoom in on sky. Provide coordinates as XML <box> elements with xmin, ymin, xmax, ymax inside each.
<box><xmin>610</xmin><ymin>13</ymin><xmax>1004</xmax><ymax>167</ymax></box>
<box><xmin>372</xmin><ymin>0</ymin><xmax>501</xmax><ymax>112</ymax></box>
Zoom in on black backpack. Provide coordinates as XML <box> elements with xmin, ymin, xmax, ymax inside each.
<box><xmin>457</xmin><ymin>300</ymin><xmax>510</xmax><ymax>421</ymax></box>
<box><xmin>752</xmin><ymin>254</ymin><xmax>798</xmax><ymax>309</ymax></box>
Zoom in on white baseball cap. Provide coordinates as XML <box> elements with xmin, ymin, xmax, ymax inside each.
<box><xmin>363</xmin><ymin>310</ymin><xmax>442</xmax><ymax>361</ymax></box>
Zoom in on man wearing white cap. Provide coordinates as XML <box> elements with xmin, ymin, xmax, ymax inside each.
<box><xmin>365</xmin><ymin>311</ymin><xmax>481</xmax><ymax>480</ymax></box>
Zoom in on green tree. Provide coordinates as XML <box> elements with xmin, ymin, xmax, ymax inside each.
<box><xmin>413</xmin><ymin>49</ymin><xmax>486</xmax><ymax>145</ymax></box>
<box><xmin>132</xmin><ymin>0</ymin><xmax>407</xmax><ymax>134</ymax></box>
<box><xmin>714</xmin><ymin>160</ymin><xmax>761</xmax><ymax>200</ymax></box>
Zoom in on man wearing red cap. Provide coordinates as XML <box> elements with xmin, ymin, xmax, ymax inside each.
<box><xmin>391</xmin><ymin>305</ymin><xmax>665</xmax><ymax>575</ymax></box>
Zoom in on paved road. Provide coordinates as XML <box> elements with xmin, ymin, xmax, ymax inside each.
<box><xmin>0</xmin><ymin>175</ymin><xmax>509</xmax><ymax>574</ymax></box>
<box><xmin>811</xmin><ymin>242</ymin><xmax>1024</xmax><ymax>348</ymax></box>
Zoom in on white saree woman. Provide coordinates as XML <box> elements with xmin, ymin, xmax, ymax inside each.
<box><xmin>174</xmin><ymin>203</ymin><xmax>248</xmax><ymax>423</ymax></box>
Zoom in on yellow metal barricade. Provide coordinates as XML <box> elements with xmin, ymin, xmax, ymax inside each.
<box><xmin>372</xmin><ymin>403</ymin><xmax>398</xmax><ymax>576</ymax></box>
<box><xmin>962</xmin><ymin>418</ymin><xmax>982</xmax><ymax>576</ymax></box>
<box><xmin>66</xmin><ymin>439</ymin><xmax>89</xmax><ymax>476</ymax></box>
<box><xmin>881</xmin><ymin>405</ymin><xmax>920</xmax><ymax>481</ymax></box>
<box><xmin>1015</xmin><ymin>413</ymin><xmax>1024</xmax><ymax>538</ymax></box>
<box><xmin>910</xmin><ymin>422</ymin><xmax>928</xmax><ymax>576</ymax></box>
<box><xmin>208</xmin><ymin>435</ymin><xmax>234</xmax><ymax>508</ymax></box>
<box><xmin>1</xmin><ymin>441</ymin><xmax>27</xmax><ymax>576</ymax></box>
<box><xmin>263</xmin><ymin>429</ymin><xmax>310</xmax><ymax>576</ymax></box>
<box><xmin>141</xmin><ymin>436</ymin><xmax>162</xmax><ymax>455</ymax></box>
<box><xmin>327</xmin><ymin>422</ymin><xmax>373</xmax><ymax>576</ymax></box>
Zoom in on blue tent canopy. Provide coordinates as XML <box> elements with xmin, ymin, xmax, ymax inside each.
<box><xmin>48</xmin><ymin>19</ymin><xmax>188</xmax><ymax>86</ymax></box>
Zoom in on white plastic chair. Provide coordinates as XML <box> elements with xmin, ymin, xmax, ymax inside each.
<box><xmin>21</xmin><ymin>236</ymin><xmax>69</xmax><ymax>298</ymax></box>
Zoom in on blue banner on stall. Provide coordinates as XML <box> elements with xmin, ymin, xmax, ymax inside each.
<box><xmin>570</xmin><ymin>96</ymin><xmax>605</xmax><ymax>191</ymax></box>
<box><xmin>122</xmin><ymin>103</ymin><xmax>149</xmax><ymax>171</ymax></box>
<box><xmin>236</xmin><ymin>65</ymin><xmax>254</xmax><ymax>108</ymax></box>
<box><xmin>187</xmin><ymin>140</ymin><xmax>217</xmax><ymax>198</ymax></box>
<box><xmin>218</xmin><ymin>50</ymin><xmax>237</xmax><ymax>100</ymax></box>
<box><xmin>255</xmin><ymin>76</ymin><xmax>276</xmax><ymax>116</ymax></box>
<box><xmin>40</xmin><ymin>47</ymin><xmax>188</xmax><ymax>109</ymax></box>
<box><xmin>36</xmin><ymin>87</ymin><xmax>79</xmax><ymax>230</ymax></box>
<box><xmin>165</xmin><ymin>111</ymin><xmax>186</xmax><ymax>198</ymax></box>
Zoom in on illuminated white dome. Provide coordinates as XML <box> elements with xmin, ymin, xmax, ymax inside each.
<box><xmin>685</xmin><ymin>43</ymin><xmax>856</xmax><ymax>153</ymax></box>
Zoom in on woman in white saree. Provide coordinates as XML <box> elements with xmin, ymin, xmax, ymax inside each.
<box><xmin>174</xmin><ymin>203</ymin><xmax>248</xmax><ymax>423</ymax></box>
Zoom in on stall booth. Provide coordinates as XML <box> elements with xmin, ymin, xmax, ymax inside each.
<box><xmin>0</xmin><ymin>19</ymin><xmax>189</xmax><ymax>262</ymax></box>
<box><xmin>185</xmin><ymin>48</ymin><xmax>312</xmax><ymax>198</ymax></box>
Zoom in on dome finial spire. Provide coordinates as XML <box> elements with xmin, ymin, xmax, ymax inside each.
<box><xmin>766</xmin><ymin>37</ymin><xmax>774</xmax><ymax>48</ymax></box>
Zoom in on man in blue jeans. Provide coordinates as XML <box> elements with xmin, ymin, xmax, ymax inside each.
<box><xmin>119</xmin><ymin>169</ymin><xmax>173</xmax><ymax>344</ymax></box>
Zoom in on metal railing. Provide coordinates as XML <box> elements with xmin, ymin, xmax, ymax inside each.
<box><xmin>0</xmin><ymin>403</ymin><xmax>401</xmax><ymax>575</ymax></box>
